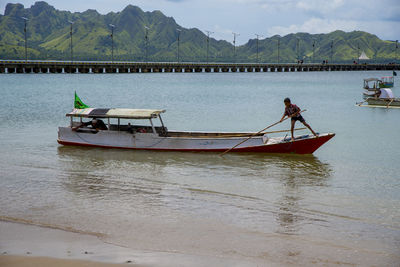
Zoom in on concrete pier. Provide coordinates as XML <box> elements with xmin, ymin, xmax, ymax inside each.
<box><xmin>1</xmin><ymin>61</ymin><xmax>398</xmax><ymax>74</ymax></box>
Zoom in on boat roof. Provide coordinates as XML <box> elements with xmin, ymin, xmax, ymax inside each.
<box><xmin>66</xmin><ymin>108</ymin><xmax>166</xmax><ymax>119</ymax></box>
<box><xmin>364</xmin><ymin>78</ymin><xmax>380</xmax><ymax>82</ymax></box>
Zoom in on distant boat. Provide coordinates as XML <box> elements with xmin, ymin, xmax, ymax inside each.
<box><xmin>365</xmin><ymin>88</ymin><xmax>400</xmax><ymax>107</ymax></box>
<box><xmin>363</xmin><ymin>77</ymin><xmax>394</xmax><ymax>97</ymax></box>
<box><xmin>58</xmin><ymin>108</ymin><xmax>334</xmax><ymax>154</ymax></box>
<box><xmin>380</xmin><ymin>76</ymin><xmax>394</xmax><ymax>88</ymax></box>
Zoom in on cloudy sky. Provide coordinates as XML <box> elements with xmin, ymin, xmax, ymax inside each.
<box><xmin>1</xmin><ymin>0</ymin><xmax>399</xmax><ymax>44</ymax></box>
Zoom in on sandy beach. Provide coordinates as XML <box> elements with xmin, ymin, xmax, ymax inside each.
<box><xmin>0</xmin><ymin>255</ymin><xmax>134</xmax><ymax>267</ymax></box>
<box><xmin>0</xmin><ymin>220</ymin><xmax>269</xmax><ymax>267</ymax></box>
<box><xmin>0</xmin><ymin>220</ymin><xmax>142</xmax><ymax>267</ymax></box>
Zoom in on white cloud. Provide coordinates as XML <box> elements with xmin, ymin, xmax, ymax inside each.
<box><xmin>268</xmin><ymin>18</ymin><xmax>358</xmax><ymax>36</ymax></box>
<box><xmin>296</xmin><ymin>0</ymin><xmax>344</xmax><ymax>13</ymax></box>
<box><xmin>267</xmin><ymin>17</ymin><xmax>400</xmax><ymax>41</ymax></box>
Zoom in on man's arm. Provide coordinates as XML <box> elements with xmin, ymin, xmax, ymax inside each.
<box><xmin>291</xmin><ymin>106</ymin><xmax>301</xmax><ymax>117</ymax></box>
<box><xmin>72</xmin><ymin>121</ymin><xmax>90</xmax><ymax>131</ymax></box>
<box><xmin>72</xmin><ymin>123</ymin><xmax>84</xmax><ymax>131</ymax></box>
<box><xmin>280</xmin><ymin>113</ymin><xmax>287</xmax><ymax>122</ymax></box>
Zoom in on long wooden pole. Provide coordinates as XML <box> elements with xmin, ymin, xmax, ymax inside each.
<box><xmin>211</xmin><ymin>127</ymin><xmax>306</xmax><ymax>138</ymax></box>
<box><xmin>220</xmin><ymin>110</ymin><xmax>306</xmax><ymax>156</ymax></box>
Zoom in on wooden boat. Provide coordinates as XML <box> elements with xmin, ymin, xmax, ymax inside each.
<box><xmin>380</xmin><ymin>76</ymin><xmax>394</xmax><ymax>88</ymax></box>
<box><xmin>57</xmin><ymin>108</ymin><xmax>335</xmax><ymax>154</ymax></box>
<box><xmin>365</xmin><ymin>88</ymin><xmax>400</xmax><ymax>107</ymax></box>
<box><xmin>363</xmin><ymin>77</ymin><xmax>394</xmax><ymax>91</ymax></box>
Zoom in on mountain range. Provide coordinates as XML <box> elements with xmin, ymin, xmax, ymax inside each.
<box><xmin>0</xmin><ymin>1</ymin><xmax>398</xmax><ymax>63</ymax></box>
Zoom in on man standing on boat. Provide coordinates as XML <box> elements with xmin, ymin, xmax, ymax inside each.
<box><xmin>280</xmin><ymin>98</ymin><xmax>317</xmax><ymax>141</ymax></box>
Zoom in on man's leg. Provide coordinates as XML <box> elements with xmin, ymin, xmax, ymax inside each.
<box><xmin>302</xmin><ymin>121</ymin><xmax>317</xmax><ymax>136</ymax></box>
<box><xmin>291</xmin><ymin>119</ymin><xmax>296</xmax><ymax>141</ymax></box>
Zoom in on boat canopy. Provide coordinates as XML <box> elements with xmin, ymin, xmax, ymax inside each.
<box><xmin>66</xmin><ymin>108</ymin><xmax>166</xmax><ymax>119</ymax></box>
<box><xmin>364</xmin><ymin>78</ymin><xmax>380</xmax><ymax>82</ymax></box>
<box><xmin>379</xmin><ymin>89</ymin><xmax>394</xmax><ymax>99</ymax></box>
<box><xmin>381</xmin><ymin>76</ymin><xmax>394</xmax><ymax>82</ymax></box>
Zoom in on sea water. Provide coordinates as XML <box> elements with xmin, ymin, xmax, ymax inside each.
<box><xmin>0</xmin><ymin>71</ymin><xmax>399</xmax><ymax>265</ymax></box>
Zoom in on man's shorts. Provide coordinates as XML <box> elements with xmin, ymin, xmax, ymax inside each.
<box><xmin>291</xmin><ymin>115</ymin><xmax>305</xmax><ymax>123</ymax></box>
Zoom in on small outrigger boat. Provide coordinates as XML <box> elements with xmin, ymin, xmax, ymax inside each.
<box><xmin>57</xmin><ymin>108</ymin><xmax>335</xmax><ymax>154</ymax></box>
<box><xmin>365</xmin><ymin>88</ymin><xmax>400</xmax><ymax>107</ymax></box>
<box><xmin>363</xmin><ymin>77</ymin><xmax>394</xmax><ymax>93</ymax></box>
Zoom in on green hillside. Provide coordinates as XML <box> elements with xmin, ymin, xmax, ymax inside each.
<box><xmin>0</xmin><ymin>1</ymin><xmax>398</xmax><ymax>63</ymax></box>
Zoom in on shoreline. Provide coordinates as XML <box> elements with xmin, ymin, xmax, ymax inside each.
<box><xmin>0</xmin><ymin>255</ymin><xmax>136</xmax><ymax>267</ymax></box>
<box><xmin>0</xmin><ymin>220</ymin><xmax>264</xmax><ymax>267</ymax></box>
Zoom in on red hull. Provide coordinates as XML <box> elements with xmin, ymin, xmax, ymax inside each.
<box><xmin>58</xmin><ymin>133</ymin><xmax>334</xmax><ymax>154</ymax></box>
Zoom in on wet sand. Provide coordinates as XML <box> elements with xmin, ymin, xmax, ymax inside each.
<box><xmin>0</xmin><ymin>255</ymin><xmax>134</xmax><ymax>267</ymax></box>
<box><xmin>1</xmin><ymin>218</ymin><xmax>399</xmax><ymax>267</ymax></box>
<box><xmin>0</xmin><ymin>220</ymin><xmax>268</xmax><ymax>267</ymax></box>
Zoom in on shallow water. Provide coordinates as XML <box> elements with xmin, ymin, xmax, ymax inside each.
<box><xmin>0</xmin><ymin>72</ymin><xmax>399</xmax><ymax>265</ymax></box>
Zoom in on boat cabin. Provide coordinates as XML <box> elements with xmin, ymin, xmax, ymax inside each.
<box><xmin>66</xmin><ymin>108</ymin><xmax>168</xmax><ymax>135</ymax></box>
<box><xmin>363</xmin><ymin>78</ymin><xmax>381</xmax><ymax>90</ymax></box>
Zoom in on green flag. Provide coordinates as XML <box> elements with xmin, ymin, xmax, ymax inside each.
<box><xmin>74</xmin><ymin>91</ymin><xmax>90</xmax><ymax>109</ymax></box>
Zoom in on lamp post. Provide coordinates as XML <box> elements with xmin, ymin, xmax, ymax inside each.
<box><xmin>232</xmin><ymin>32</ymin><xmax>239</xmax><ymax>63</ymax></box>
<box><xmin>296</xmin><ymin>37</ymin><xmax>300</xmax><ymax>63</ymax></box>
<box><xmin>312</xmin><ymin>39</ymin><xmax>316</xmax><ymax>63</ymax></box>
<box><xmin>205</xmin><ymin>30</ymin><xmax>213</xmax><ymax>64</ymax></box>
<box><xmin>357</xmin><ymin>43</ymin><xmax>360</xmax><ymax>64</ymax></box>
<box><xmin>277</xmin><ymin>37</ymin><xmax>280</xmax><ymax>63</ymax></box>
<box><xmin>22</xmin><ymin>17</ymin><xmax>28</xmax><ymax>62</ymax></box>
<box><xmin>109</xmin><ymin>24</ymin><xmax>115</xmax><ymax>63</ymax></box>
<box><xmin>176</xmin><ymin>28</ymin><xmax>181</xmax><ymax>62</ymax></box>
<box><xmin>144</xmin><ymin>26</ymin><xmax>149</xmax><ymax>62</ymax></box>
<box><xmin>68</xmin><ymin>20</ymin><xmax>74</xmax><ymax>63</ymax></box>
<box><xmin>396</xmin><ymin>40</ymin><xmax>399</xmax><ymax>64</ymax></box>
<box><xmin>255</xmin><ymin>34</ymin><xmax>263</xmax><ymax>63</ymax></box>
<box><xmin>330</xmin><ymin>40</ymin><xmax>333</xmax><ymax>64</ymax></box>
